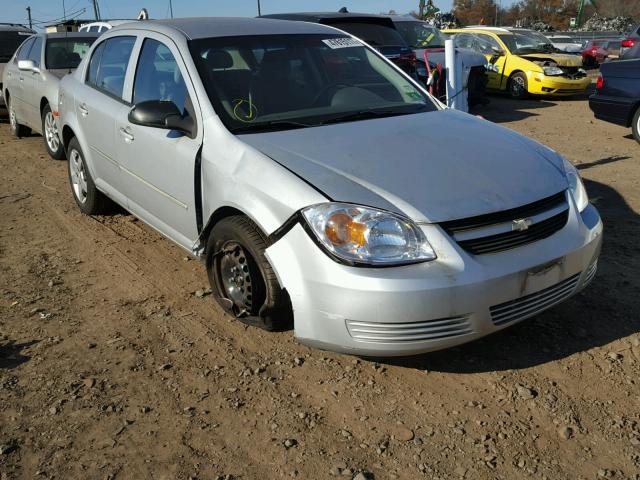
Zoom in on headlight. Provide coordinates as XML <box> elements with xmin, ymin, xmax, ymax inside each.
<box><xmin>543</xmin><ymin>66</ymin><xmax>563</xmax><ymax>76</ymax></box>
<box><xmin>301</xmin><ymin>203</ymin><xmax>436</xmax><ymax>266</ymax></box>
<box><xmin>563</xmin><ymin>158</ymin><xmax>589</xmax><ymax>212</ymax></box>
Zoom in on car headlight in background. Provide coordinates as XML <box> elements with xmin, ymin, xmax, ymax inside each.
<box><xmin>563</xmin><ymin>157</ymin><xmax>589</xmax><ymax>212</ymax></box>
<box><xmin>543</xmin><ymin>66</ymin><xmax>564</xmax><ymax>76</ymax></box>
<box><xmin>301</xmin><ymin>203</ymin><xmax>436</xmax><ymax>266</ymax></box>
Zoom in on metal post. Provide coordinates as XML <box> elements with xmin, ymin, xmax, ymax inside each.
<box><xmin>257</xmin><ymin>0</ymin><xmax>262</xmax><ymax>16</ymax></box>
<box><xmin>92</xmin><ymin>0</ymin><xmax>100</xmax><ymax>21</ymax></box>
<box><xmin>445</xmin><ymin>39</ymin><xmax>455</xmax><ymax>109</ymax></box>
<box><xmin>26</xmin><ymin>6</ymin><xmax>32</xmax><ymax>29</ymax></box>
<box><xmin>169</xmin><ymin>0</ymin><xmax>174</xmax><ymax>18</ymax></box>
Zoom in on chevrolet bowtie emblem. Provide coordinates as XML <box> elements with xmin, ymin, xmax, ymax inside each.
<box><xmin>512</xmin><ymin>218</ymin><xmax>533</xmax><ymax>232</ymax></box>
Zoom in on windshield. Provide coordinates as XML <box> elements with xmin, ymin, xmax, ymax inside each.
<box><xmin>395</xmin><ymin>21</ymin><xmax>446</xmax><ymax>48</ymax></box>
<box><xmin>0</xmin><ymin>31</ymin><xmax>32</xmax><ymax>62</ymax></box>
<box><xmin>189</xmin><ymin>34</ymin><xmax>436</xmax><ymax>135</ymax></box>
<box><xmin>45</xmin><ymin>37</ymin><xmax>96</xmax><ymax>70</ymax></box>
<box><xmin>498</xmin><ymin>32</ymin><xmax>556</xmax><ymax>54</ymax></box>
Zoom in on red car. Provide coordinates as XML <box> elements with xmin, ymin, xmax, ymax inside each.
<box><xmin>582</xmin><ymin>39</ymin><xmax>621</xmax><ymax>67</ymax></box>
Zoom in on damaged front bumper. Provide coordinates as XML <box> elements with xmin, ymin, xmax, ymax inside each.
<box><xmin>265</xmin><ymin>201</ymin><xmax>602</xmax><ymax>357</ymax></box>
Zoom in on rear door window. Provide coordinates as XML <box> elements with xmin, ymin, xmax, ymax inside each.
<box><xmin>86</xmin><ymin>36</ymin><xmax>135</xmax><ymax>99</ymax></box>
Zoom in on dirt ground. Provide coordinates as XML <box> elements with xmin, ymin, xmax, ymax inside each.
<box><xmin>1</xmin><ymin>83</ymin><xmax>639</xmax><ymax>480</ymax></box>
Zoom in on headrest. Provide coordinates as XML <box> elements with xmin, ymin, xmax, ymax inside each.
<box><xmin>206</xmin><ymin>49</ymin><xmax>233</xmax><ymax>70</ymax></box>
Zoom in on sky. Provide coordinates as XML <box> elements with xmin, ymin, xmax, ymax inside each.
<box><xmin>4</xmin><ymin>0</ymin><xmax>517</xmax><ymax>29</ymax></box>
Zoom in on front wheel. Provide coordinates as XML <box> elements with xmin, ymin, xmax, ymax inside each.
<box><xmin>42</xmin><ymin>104</ymin><xmax>65</xmax><ymax>160</ymax></box>
<box><xmin>508</xmin><ymin>72</ymin><xmax>529</xmax><ymax>99</ymax></box>
<box><xmin>632</xmin><ymin>107</ymin><xmax>640</xmax><ymax>145</ymax></box>
<box><xmin>67</xmin><ymin>137</ymin><xmax>113</xmax><ymax>215</ymax></box>
<box><xmin>206</xmin><ymin>216</ymin><xmax>292</xmax><ymax>331</ymax></box>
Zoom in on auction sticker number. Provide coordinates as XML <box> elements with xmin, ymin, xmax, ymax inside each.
<box><xmin>323</xmin><ymin>38</ymin><xmax>362</xmax><ymax>49</ymax></box>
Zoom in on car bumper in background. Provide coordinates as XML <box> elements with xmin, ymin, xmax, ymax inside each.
<box><xmin>529</xmin><ymin>73</ymin><xmax>591</xmax><ymax>96</ymax></box>
<box><xmin>589</xmin><ymin>93</ymin><xmax>636</xmax><ymax>127</ymax></box>
<box><xmin>266</xmin><ymin>201</ymin><xmax>602</xmax><ymax>357</ymax></box>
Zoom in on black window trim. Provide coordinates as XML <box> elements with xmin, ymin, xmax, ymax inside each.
<box><xmin>84</xmin><ymin>35</ymin><xmax>136</xmax><ymax>106</ymax></box>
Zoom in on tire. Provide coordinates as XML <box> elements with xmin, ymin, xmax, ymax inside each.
<box><xmin>206</xmin><ymin>216</ymin><xmax>292</xmax><ymax>331</ymax></box>
<box><xmin>67</xmin><ymin>137</ymin><xmax>113</xmax><ymax>215</ymax></box>
<box><xmin>42</xmin><ymin>104</ymin><xmax>65</xmax><ymax>160</ymax></box>
<box><xmin>508</xmin><ymin>72</ymin><xmax>529</xmax><ymax>99</ymax></box>
<box><xmin>632</xmin><ymin>107</ymin><xmax>640</xmax><ymax>145</ymax></box>
<box><xmin>7</xmin><ymin>95</ymin><xmax>31</xmax><ymax>138</ymax></box>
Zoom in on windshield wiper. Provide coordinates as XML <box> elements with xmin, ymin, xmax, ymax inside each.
<box><xmin>320</xmin><ymin>106</ymin><xmax>428</xmax><ymax>126</ymax></box>
<box><xmin>232</xmin><ymin>120</ymin><xmax>314</xmax><ymax>134</ymax></box>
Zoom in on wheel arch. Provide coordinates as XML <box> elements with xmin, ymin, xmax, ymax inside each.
<box><xmin>626</xmin><ymin>101</ymin><xmax>640</xmax><ymax>127</ymax></box>
<box><xmin>61</xmin><ymin>124</ymin><xmax>76</xmax><ymax>152</ymax></box>
<box><xmin>200</xmin><ymin>206</ymin><xmax>253</xmax><ymax>255</ymax></box>
<box><xmin>39</xmin><ymin>97</ymin><xmax>49</xmax><ymax>116</ymax></box>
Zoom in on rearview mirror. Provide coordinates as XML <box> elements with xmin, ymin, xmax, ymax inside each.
<box><xmin>18</xmin><ymin>59</ymin><xmax>39</xmax><ymax>73</ymax></box>
<box><xmin>128</xmin><ymin>100</ymin><xmax>194</xmax><ymax>137</ymax></box>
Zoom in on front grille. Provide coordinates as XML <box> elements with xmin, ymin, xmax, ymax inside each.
<box><xmin>490</xmin><ymin>273</ymin><xmax>580</xmax><ymax>326</ymax></box>
<box><xmin>346</xmin><ymin>316</ymin><xmax>472</xmax><ymax>343</ymax></box>
<box><xmin>457</xmin><ymin>209</ymin><xmax>569</xmax><ymax>255</ymax></box>
<box><xmin>441</xmin><ymin>191</ymin><xmax>569</xmax><ymax>255</ymax></box>
<box><xmin>560</xmin><ymin>66</ymin><xmax>587</xmax><ymax>79</ymax></box>
<box><xmin>583</xmin><ymin>260</ymin><xmax>598</xmax><ymax>285</ymax></box>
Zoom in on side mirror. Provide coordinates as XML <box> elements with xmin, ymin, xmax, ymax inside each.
<box><xmin>128</xmin><ymin>100</ymin><xmax>194</xmax><ymax>137</ymax></box>
<box><xmin>18</xmin><ymin>59</ymin><xmax>39</xmax><ymax>72</ymax></box>
<box><xmin>489</xmin><ymin>48</ymin><xmax>504</xmax><ymax>64</ymax></box>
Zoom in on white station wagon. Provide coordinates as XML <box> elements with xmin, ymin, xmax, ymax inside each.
<box><xmin>58</xmin><ymin>18</ymin><xmax>602</xmax><ymax>356</ymax></box>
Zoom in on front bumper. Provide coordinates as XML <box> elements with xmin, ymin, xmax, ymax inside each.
<box><xmin>528</xmin><ymin>72</ymin><xmax>591</xmax><ymax>96</ymax></box>
<box><xmin>266</xmin><ymin>200</ymin><xmax>602</xmax><ymax>357</ymax></box>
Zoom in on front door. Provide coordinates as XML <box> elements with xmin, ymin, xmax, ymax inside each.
<box><xmin>116</xmin><ymin>34</ymin><xmax>202</xmax><ymax>249</ymax></box>
<box><xmin>8</xmin><ymin>36</ymin><xmax>34</xmax><ymax>123</ymax></box>
<box><xmin>21</xmin><ymin>35</ymin><xmax>43</xmax><ymax>129</ymax></box>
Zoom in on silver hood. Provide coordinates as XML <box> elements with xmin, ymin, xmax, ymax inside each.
<box><xmin>241</xmin><ymin>109</ymin><xmax>568</xmax><ymax>223</ymax></box>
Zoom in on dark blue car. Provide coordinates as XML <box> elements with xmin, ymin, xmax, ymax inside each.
<box><xmin>589</xmin><ymin>58</ymin><xmax>640</xmax><ymax>144</ymax></box>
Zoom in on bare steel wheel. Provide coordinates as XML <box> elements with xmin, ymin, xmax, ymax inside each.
<box><xmin>42</xmin><ymin>104</ymin><xmax>65</xmax><ymax>159</ymax></box>
<box><xmin>218</xmin><ymin>242</ymin><xmax>259</xmax><ymax>316</ymax></box>
<box><xmin>206</xmin><ymin>215</ymin><xmax>293</xmax><ymax>331</ymax></box>
<box><xmin>66</xmin><ymin>137</ymin><xmax>114</xmax><ymax>215</ymax></box>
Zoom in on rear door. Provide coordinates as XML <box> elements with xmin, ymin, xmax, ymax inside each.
<box><xmin>115</xmin><ymin>33</ymin><xmax>202</xmax><ymax>248</ymax></box>
<box><xmin>77</xmin><ymin>35</ymin><xmax>137</xmax><ymax>206</ymax></box>
<box><xmin>21</xmin><ymin>35</ymin><xmax>43</xmax><ymax>129</ymax></box>
<box><xmin>7</xmin><ymin>36</ymin><xmax>34</xmax><ymax>120</ymax></box>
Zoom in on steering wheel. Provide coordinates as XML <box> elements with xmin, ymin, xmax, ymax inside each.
<box><xmin>312</xmin><ymin>82</ymin><xmax>355</xmax><ymax>106</ymax></box>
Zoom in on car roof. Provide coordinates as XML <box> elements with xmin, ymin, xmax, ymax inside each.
<box><xmin>0</xmin><ymin>23</ymin><xmax>35</xmax><ymax>33</ymax></box>
<box><xmin>109</xmin><ymin>17</ymin><xmax>340</xmax><ymax>40</ymax></box>
<box><xmin>464</xmin><ymin>26</ymin><xmax>511</xmax><ymax>33</ymax></box>
<box><xmin>260</xmin><ymin>12</ymin><xmax>395</xmax><ymax>28</ymax></box>
<box><xmin>41</xmin><ymin>32</ymin><xmax>100</xmax><ymax>39</ymax></box>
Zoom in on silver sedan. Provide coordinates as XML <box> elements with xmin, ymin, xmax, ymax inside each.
<box><xmin>58</xmin><ymin>18</ymin><xmax>602</xmax><ymax>357</ymax></box>
<box><xmin>2</xmin><ymin>32</ymin><xmax>97</xmax><ymax>159</ymax></box>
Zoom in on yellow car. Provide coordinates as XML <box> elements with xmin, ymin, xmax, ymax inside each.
<box><xmin>443</xmin><ymin>27</ymin><xmax>591</xmax><ymax>98</ymax></box>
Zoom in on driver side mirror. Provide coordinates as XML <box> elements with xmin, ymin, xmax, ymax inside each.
<box><xmin>18</xmin><ymin>59</ymin><xmax>39</xmax><ymax>73</ymax></box>
<box><xmin>128</xmin><ymin>100</ymin><xmax>194</xmax><ymax>137</ymax></box>
<box><xmin>490</xmin><ymin>47</ymin><xmax>504</xmax><ymax>64</ymax></box>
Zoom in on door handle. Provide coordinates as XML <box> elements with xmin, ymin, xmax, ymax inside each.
<box><xmin>19</xmin><ymin>76</ymin><xmax>24</xmax><ymax>82</ymax></box>
<box><xmin>119</xmin><ymin>127</ymin><xmax>134</xmax><ymax>143</ymax></box>
<box><xmin>78</xmin><ymin>103</ymin><xmax>89</xmax><ymax>117</ymax></box>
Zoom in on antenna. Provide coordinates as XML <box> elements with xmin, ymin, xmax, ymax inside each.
<box><xmin>257</xmin><ymin>0</ymin><xmax>261</xmax><ymax>16</ymax></box>
<box><xmin>26</xmin><ymin>6</ymin><xmax>32</xmax><ymax>29</ymax></box>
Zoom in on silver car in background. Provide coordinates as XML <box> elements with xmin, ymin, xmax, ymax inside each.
<box><xmin>0</xmin><ymin>23</ymin><xmax>35</xmax><ymax>107</ymax></box>
<box><xmin>58</xmin><ymin>18</ymin><xmax>602</xmax><ymax>357</ymax></box>
<box><xmin>2</xmin><ymin>32</ymin><xmax>98</xmax><ymax>159</ymax></box>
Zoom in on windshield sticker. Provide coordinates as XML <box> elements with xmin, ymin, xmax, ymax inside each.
<box><xmin>233</xmin><ymin>98</ymin><xmax>258</xmax><ymax>123</ymax></box>
<box><xmin>322</xmin><ymin>38</ymin><xmax>362</xmax><ymax>49</ymax></box>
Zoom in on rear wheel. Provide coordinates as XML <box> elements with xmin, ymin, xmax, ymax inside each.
<box><xmin>7</xmin><ymin>95</ymin><xmax>31</xmax><ymax>138</ymax></box>
<box><xmin>206</xmin><ymin>216</ymin><xmax>292</xmax><ymax>331</ymax></box>
<box><xmin>67</xmin><ymin>137</ymin><xmax>113</xmax><ymax>215</ymax></box>
<box><xmin>632</xmin><ymin>107</ymin><xmax>640</xmax><ymax>145</ymax></box>
<box><xmin>508</xmin><ymin>72</ymin><xmax>528</xmax><ymax>99</ymax></box>
<box><xmin>42</xmin><ymin>104</ymin><xmax>65</xmax><ymax>160</ymax></box>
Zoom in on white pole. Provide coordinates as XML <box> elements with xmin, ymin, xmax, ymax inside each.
<box><xmin>445</xmin><ymin>38</ymin><xmax>456</xmax><ymax>110</ymax></box>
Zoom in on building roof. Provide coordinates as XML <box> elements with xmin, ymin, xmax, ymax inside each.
<box><xmin>111</xmin><ymin>17</ymin><xmax>340</xmax><ymax>40</ymax></box>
